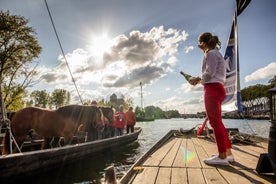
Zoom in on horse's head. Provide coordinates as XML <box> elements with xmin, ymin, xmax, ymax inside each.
<box><xmin>100</xmin><ymin>106</ymin><xmax>114</xmax><ymax>124</ymax></box>
<box><xmin>88</xmin><ymin>106</ymin><xmax>104</xmax><ymax>127</ymax></box>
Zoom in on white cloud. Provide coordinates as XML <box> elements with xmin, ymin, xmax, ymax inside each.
<box><xmin>175</xmin><ymin>83</ymin><xmax>203</xmax><ymax>93</ymax></box>
<box><xmin>245</xmin><ymin>62</ymin><xmax>276</xmax><ymax>82</ymax></box>
<box><xmin>184</xmin><ymin>46</ymin><xmax>194</xmax><ymax>53</ymax></box>
<box><xmin>38</xmin><ymin>26</ymin><xmax>189</xmax><ymax>90</ymax></box>
<box><xmin>167</xmin><ymin>56</ymin><xmax>177</xmax><ymax>66</ymax></box>
<box><xmin>151</xmin><ymin>95</ymin><xmax>183</xmax><ymax>110</ymax></box>
<box><xmin>151</xmin><ymin>95</ymin><xmax>204</xmax><ymax>114</ymax></box>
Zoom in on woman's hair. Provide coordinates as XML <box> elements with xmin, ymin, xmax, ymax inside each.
<box><xmin>198</xmin><ymin>32</ymin><xmax>221</xmax><ymax>50</ymax></box>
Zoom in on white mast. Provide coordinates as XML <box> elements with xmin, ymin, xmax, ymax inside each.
<box><xmin>140</xmin><ymin>82</ymin><xmax>144</xmax><ymax>110</ymax></box>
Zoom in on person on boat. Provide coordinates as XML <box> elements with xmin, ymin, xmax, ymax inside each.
<box><xmin>113</xmin><ymin>105</ymin><xmax>126</xmax><ymax>136</ymax></box>
<box><xmin>125</xmin><ymin>107</ymin><xmax>136</xmax><ymax>133</ymax></box>
<box><xmin>189</xmin><ymin>32</ymin><xmax>234</xmax><ymax>166</ymax></box>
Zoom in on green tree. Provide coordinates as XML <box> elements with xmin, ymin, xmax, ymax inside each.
<box><xmin>0</xmin><ymin>11</ymin><xmax>42</xmax><ymax>110</ymax></box>
<box><xmin>135</xmin><ymin>106</ymin><xmax>145</xmax><ymax>118</ymax></box>
<box><xmin>2</xmin><ymin>82</ymin><xmax>26</xmax><ymax>111</ymax></box>
<box><xmin>241</xmin><ymin>83</ymin><xmax>271</xmax><ymax>116</ymax></box>
<box><xmin>30</xmin><ymin>90</ymin><xmax>49</xmax><ymax>108</ymax></box>
<box><xmin>50</xmin><ymin>89</ymin><xmax>70</xmax><ymax>109</ymax></box>
<box><xmin>165</xmin><ymin>110</ymin><xmax>181</xmax><ymax>118</ymax></box>
<box><xmin>124</xmin><ymin>96</ymin><xmax>134</xmax><ymax>111</ymax></box>
<box><xmin>144</xmin><ymin>105</ymin><xmax>164</xmax><ymax>119</ymax></box>
<box><xmin>268</xmin><ymin>75</ymin><xmax>276</xmax><ymax>87</ymax></box>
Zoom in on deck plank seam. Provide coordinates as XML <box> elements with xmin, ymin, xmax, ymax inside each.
<box><xmin>157</xmin><ymin>138</ymin><xmax>180</xmax><ymax>167</ymax></box>
<box><xmin>191</xmin><ymin>137</ymin><xmax>205</xmax><ymax>169</ymax></box>
<box><xmin>170</xmin><ymin>138</ymin><xmax>183</xmax><ymax>168</ymax></box>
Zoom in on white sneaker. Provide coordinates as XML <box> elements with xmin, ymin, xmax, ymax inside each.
<box><xmin>211</xmin><ymin>154</ymin><xmax>235</xmax><ymax>163</ymax></box>
<box><xmin>226</xmin><ymin>155</ymin><xmax>235</xmax><ymax>163</ymax></box>
<box><xmin>204</xmin><ymin>155</ymin><xmax>229</xmax><ymax>166</ymax></box>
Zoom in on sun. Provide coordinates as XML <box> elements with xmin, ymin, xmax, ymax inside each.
<box><xmin>89</xmin><ymin>33</ymin><xmax>113</xmax><ymax>58</ymax></box>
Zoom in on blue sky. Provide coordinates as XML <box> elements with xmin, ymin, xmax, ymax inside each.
<box><xmin>1</xmin><ymin>0</ymin><xmax>275</xmax><ymax>113</ymax></box>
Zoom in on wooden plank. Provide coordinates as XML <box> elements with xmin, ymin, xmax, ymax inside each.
<box><xmin>240</xmin><ymin>142</ymin><xmax>268</xmax><ymax>153</ymax></box>
<box><xmin>239</xmin><ymin>169</ymin><xmax>276</xmax><ymax>184</ymax></box>
<box><xmin>196</xmin><ymin>137</ymin><xmax>218</xmax><ymax>158</ymax></box>
<box><xmin>143</xmin><ymin>138</ymin><xmax>177</xmax><ymax>166</ymax></box>
<box><xmin>185</xmin><ymin>137</ymin><xmax>201</xmax><ymax>168</ymax></box>
<box><xmin>160</xmin><ymin>138</ymin><xmax>182</xmax><ymax>167</ymax></box>
<box><xmin>131</xmin><ymin>167</ymin><xmax>159</xmax><ymax>184</ymax></box>
<box><xmin>217</xmin><ymin>167</ymin><xmax>253</xmax><ymax>184</ymax></box>
<box><xmin>155</xmin><ymin>167</ymin><xmax>171</xmax><ymax>184</ymax></box>
<box><xmin>196</xmin><ymin>136</ymin><xmax>260</xmax><ymax>170</ymax></box>
<box><xmin>171</xmin><ymin>168</ymin><xmax>188</xmax><ymax>184</ymax></box>
<box><xmin>230</xmin><ymin>146</ymin><xmax>260</xmax><ymax>170</ymax></box>
<box><xmin>192</xmin><ymin>137</ymin><xmax>213</xmax><ymax>169</ymax></box>
<box><xmin>187</xmin><ymin>168</ymin><xmax>205</xmax><ymax>184</ymax></box>
<box><xmin>173</xmin><ymin>138</ymin><xmax>187</xmax><ymax>167</ymax></box>
<box><xmin>232</xmin><ymin>143</ymin><xmax>267</xmax><ymax>158</ymax></box>
<box><xmin>202</xmin><ymin>168</ymin><xmax>228</xmax><ymax>183</ymax></box>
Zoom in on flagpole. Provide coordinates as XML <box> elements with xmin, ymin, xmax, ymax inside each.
<box><xmin>234</xmin><ymin>7</ymin><xmax>243</xmax><ymax>114</ymax></box>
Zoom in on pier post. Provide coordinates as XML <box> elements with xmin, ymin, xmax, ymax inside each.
<box><xmin>256</xmin><ymin>87</ymin><xmax>276</xmax><ymax>174</ymax></box>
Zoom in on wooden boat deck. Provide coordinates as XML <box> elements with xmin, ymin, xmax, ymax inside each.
<box><xmin>120</xmin><ymin>129</ymin><xmax>276</xmax><ymax>184</ymax></box>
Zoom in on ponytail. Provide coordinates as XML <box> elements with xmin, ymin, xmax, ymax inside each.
<box><xmin>198</xmin><ymin>32</ymin><xmax>221</xmax><ymax>50</ymax></box>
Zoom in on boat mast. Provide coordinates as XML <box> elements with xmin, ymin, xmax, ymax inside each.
<box><xmin>140</xmin><ymin>82</ymin><xmax>143</xmax><ymax>110</ymax></box>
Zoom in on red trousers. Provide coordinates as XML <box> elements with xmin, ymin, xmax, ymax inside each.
<box><xmin>204</xmin><ymin>83</ymin><xmax>232</xmax><ymax>153</ymax></box>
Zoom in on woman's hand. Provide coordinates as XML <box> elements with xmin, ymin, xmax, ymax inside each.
<box><xmin>189</xmin><ymin>77</ymin><xmax>201</xmax><ymax>86</ymax></box>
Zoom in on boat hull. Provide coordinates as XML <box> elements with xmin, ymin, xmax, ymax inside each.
<box><xmin>0</xmin><ymin>128</ymin><xmax>141</xmax><ymax>179</ymax></box>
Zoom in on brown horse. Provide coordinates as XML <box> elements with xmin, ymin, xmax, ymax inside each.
<box><xmin>99</xmin><ymin>106</ymin><xmax>115</xmax><ymax>139</ymax></box>
<box><xmin>56</xmin><ymin>104</ymin><xmax>103</xmax><ymax>131</ymax></box>
<box><xmin>56</xmin><ymin>105</ymin><xmax>104</xmax><ymax>142</ymax></box>
<box><xmin>2</xmin><ymin>105</ymin><xmax>103</xmax><ymax>154</ymax></box>
<box><xmin>100</xmin><ymin>106</ymin><xmax>114</xmax><ymax>124</ymax></box>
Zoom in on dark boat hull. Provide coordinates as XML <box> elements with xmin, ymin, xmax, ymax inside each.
<box><xmin>0</xmin><ymin>128</ymin><xmax>141</xmax><ymax>179</ymax></box>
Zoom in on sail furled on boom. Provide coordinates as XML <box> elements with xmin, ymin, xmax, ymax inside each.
<box><xmin>222</xmin><ymin>0</ymin><xmax>251</xmax><ymax>113</ymax></box>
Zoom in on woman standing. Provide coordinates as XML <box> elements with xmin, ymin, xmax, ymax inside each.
<box><xmin>189</xmin><ymin>32</ymin><xmax>234</xmax><ymax>166</ymax></box>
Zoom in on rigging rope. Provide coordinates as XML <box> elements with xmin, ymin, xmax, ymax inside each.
<box><xmin>44</xmin><ymin>0</ymin><xmax>83</xmax><ymax>104</ymax></box>
<box><xmin>239</xmin><ymin>112</ymin><xmax>267</xmax><ymax>152</ymax></box>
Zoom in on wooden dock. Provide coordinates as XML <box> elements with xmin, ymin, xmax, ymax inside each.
<box><xmin>120</xmin><ymin>129</ymin><xmax>276</xmax><ymax>184</ymax></box>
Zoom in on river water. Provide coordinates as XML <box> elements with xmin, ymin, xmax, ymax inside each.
<box><xmin>20</xmin><ymin>118</ymin><xmax>271</xmax><ymax>184</ymax></box>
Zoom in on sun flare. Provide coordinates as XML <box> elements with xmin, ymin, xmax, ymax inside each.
<box><xmin>89</xmin><ymin>33</ymin><xmax>113</xmax><ymax>58</ymax></box>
